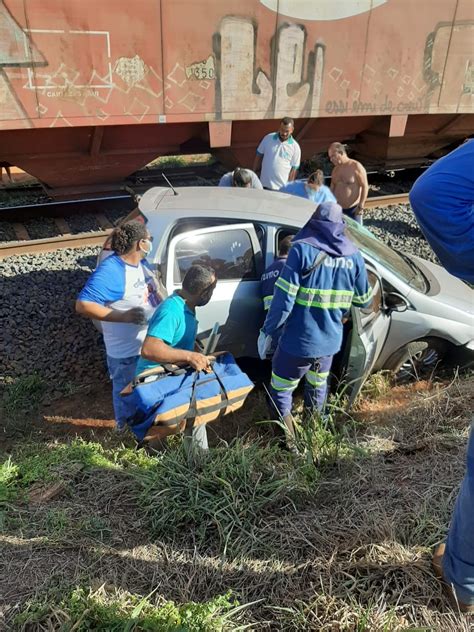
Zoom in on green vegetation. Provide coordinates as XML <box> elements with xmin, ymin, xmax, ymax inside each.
<box><xmin>15</xmin><ymin>586</ymin><xmax>246</xmax><ymax>631</ymax></box>
<box><xmin>139</xmin><ymin>440</ymin><xmax>314</xmax><ymax>556</ymax></box>
<box><xmin>2</xmin><ymin>373</ymin><xmax>474</xmax><ymax>630</ymax></box>
<box><xmin>0</xmin><ymin>373</ymin><xmax>46</xmax><ymax>419</ymax></box>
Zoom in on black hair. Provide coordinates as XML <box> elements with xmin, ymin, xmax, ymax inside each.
<box><xmin>232</xmin><ymin>167</ymin><xmax>252</xmax><ymax>187</ymax></box>
<box><xmin>278</xmin><ymin>235</ymin><xmax>293</xmax><ymax>257</ymax></box>
<box><xmin>307</xmin><ymin>169</ymin><xmax>325</xmax><ymax>187</ymax></box>
<box><xmin>182</xmin><ymin>264</ymin><xmax>215</xmax><ymax>295</ymax></box>
<box><xmin>111</xmin><ymin>220</ymin><xmax>148</xmax><ymax>255</ymax></box>
<box><xmin>280</xmin><ymin>116</ymin><xmax>294</xmax><ymax>127</ymax></box>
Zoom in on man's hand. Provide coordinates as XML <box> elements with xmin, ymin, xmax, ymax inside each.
<box><xmin>356</xmin><ymin>204</ymin><xmax>364</xmax><ymax>216</ymax></box>
<box><xmin>187</xmin><ymin>352</ymin><xmax>212</xmax><ymax>372</ymax></box>
<box><xmin>120</xmin><ymin>307</ymin><xmax>147</xmax><ymax>325</ymax></box>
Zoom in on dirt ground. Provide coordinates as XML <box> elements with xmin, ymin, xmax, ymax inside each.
<box><xmin>1</xmin><ymin>372</ymin><xmax>474</xmax><ymax>630</ymax></box>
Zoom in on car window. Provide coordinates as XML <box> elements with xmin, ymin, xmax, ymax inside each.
<box><xmin>173</xmin><ymin>228</ymin><xmax>257</xmax><ymax>283</ymax></box>
<box><xmin>347</xmin><ymin>221</ymin><xmax>427</xmax><ymax>292</ymax></box>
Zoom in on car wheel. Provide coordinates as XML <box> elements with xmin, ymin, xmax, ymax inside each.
<box><xmin>385</xmin><ymin>339</ymin><xmax>448</xmax><ymax>382</ymax></box>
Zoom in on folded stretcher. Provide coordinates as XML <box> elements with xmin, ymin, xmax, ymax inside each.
<box><xmin>121</xmin><ymin>352</ymin><xmax>254</xmax><ymax>442</ymax></box>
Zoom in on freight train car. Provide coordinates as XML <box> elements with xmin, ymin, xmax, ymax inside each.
<box><xmin>0</xmin><ymin>0</ymin><xmax>472</xmax><ymax>193</ymax></box>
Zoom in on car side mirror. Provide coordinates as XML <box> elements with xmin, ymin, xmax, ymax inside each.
<box><xmin>385</xmin><ymin>292</ymin><xmax>409</xmax><ymax>313</ymax></box>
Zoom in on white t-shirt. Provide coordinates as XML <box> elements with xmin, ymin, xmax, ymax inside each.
<box><xmin>78</xmin><ymin>255</ymin><xmax>161</xmax><ymax>359</ymax></box>
<box><xmin>257</xmin><ymin>133</ymin><xmax>301</xmax><ymax>190</ymax></box>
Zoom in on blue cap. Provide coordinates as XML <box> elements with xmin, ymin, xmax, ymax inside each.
<box><xmin>312</xmin><ymin>201</ymin><xmax>343</xmax><ymax>223</ymax></box>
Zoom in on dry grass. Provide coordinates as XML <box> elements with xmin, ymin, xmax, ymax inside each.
<box><xmin>1</xmin><ymin>372</ymin><xmax>473</xmax><ymax>630</ymax></box>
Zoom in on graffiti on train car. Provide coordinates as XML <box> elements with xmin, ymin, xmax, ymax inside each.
<box><xmin>0</xmin><ymin>0</ymin><xmax>472</xmax><ymax>128</ymax></box>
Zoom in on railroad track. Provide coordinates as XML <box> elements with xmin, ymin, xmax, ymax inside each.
<box><xmin>0</xmin><ymin>192</ymin><xmax>410</xmax><ymax>259</ymax></box>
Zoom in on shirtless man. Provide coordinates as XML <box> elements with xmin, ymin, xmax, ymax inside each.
<box><xmin>328</xmin><ymin>142</ymin><xmax>368</xmax><ymax>225</ymax></box>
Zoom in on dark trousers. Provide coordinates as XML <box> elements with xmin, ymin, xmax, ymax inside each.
<box><xmin>269</xmin><ymin>346</ymin><xmax>333</xmax><ymax>417</ymax></box>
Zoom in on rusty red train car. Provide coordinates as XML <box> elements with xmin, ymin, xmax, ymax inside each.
<box><xmin>0</xmin><ymin>0</ymin><xmax>473</xmax><ymax>192</ymax></box>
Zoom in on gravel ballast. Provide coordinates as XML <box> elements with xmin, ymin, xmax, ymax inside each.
<box><xmin>0</xmin><ymin>203</ymin><xmax>439</xmax><ymax>395</ymax></box>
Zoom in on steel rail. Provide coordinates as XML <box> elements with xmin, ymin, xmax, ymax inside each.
<box><xmin>0</xmin><ymin>192</ymin><xmax>410</xmax><ymax>259</ymax></box>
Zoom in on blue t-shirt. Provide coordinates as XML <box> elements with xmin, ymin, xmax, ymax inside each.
<box><xmin>136</xmin><ymin>292</ymin><xmax>197</xmax><ymax>374</ymax></box>
<box><xmin>409</xmin><ymin>141</ymin><xmax>474</xmax><ymax>283</ymax></box>
<box><xmin>279</xmin><ymin>180</ymin><xmax>336</xmax><ymax>204</ymax></box>
<box><xmin>78</xmin><ymin>254</ymin><xmax>159</xmax><ymax>359</ymax></box>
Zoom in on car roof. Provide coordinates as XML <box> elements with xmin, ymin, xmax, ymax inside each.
<box><xmin>138</xmin><ymin>186</ymin><xmax>316</xmax><ymax>227</ymax></box>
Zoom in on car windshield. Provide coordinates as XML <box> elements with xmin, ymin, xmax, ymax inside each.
<box><xmin>346</xmin><ymin>220</ymin><xmax>427</xmax><ymax>292</ymax></box>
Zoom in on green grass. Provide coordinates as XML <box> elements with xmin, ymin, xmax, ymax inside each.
<box><xmin>0</xmin><ymin>438</ymin><xmax>156</xmax><ymax>505</ymax></box>
<box><xmin>138</xmin><ymin>439</ymin><xmax>315</xmax><ymax>557</ymax></box>
<box><xmin>14</xmin><ymin>585</ymin><xmax>248</xmax><ymax>631</ymax></box>
<box><xmin>0</xmin><ymin>374</ymin><xmax>46</xmax><ymax>419</ymax></box>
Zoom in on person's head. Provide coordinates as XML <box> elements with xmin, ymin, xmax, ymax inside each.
<box><xmin>278</xmin><ymin>235</ymin><xmax>293</xmax><ymax>258</ymax></box>
<box><xmin>328</xmin><ymin>142</ymin><xmax>348</xmax><ymax>166</ymax></box>
<box><xmin>278</xmin><ymin>117</ymin><xmax>294</xmax><ymax>142</ymax></box>
<box><xmin>182</xmin><ymin>264</ymin><xmax>216</xmax><ymax>307</ymax></box>
<box><xmin>306</xmin><ymin>169</ymin><xmax>325</xmax><ymax>192</ymax></box>
<box><xmin>232</xmin><ymin>168</ymin><xmax>252</xmax><ymax>188</ymax></box>
<box><xmin>111</xmin><ymin>220</ymin><xmax>152</xmax><ymax>258</ymax></box>
<box><xmin>312</xmin><ymin>201</ymin><xmax>344</xmax><ymax>224</ymax></box>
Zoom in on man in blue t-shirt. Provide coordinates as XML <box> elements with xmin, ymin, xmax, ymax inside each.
<box><xmin>411</xmin><ymin>141</ymin><xmax>474</xmax><ymax>613</ymax></box>
<box><xmin>279</xmin><ymin>169</ymin><xmax>336</xmax><ymax>205</ymax></box>
<box><xmin>137</xmin><ymin>264</ymin><xmax>217</xmax><ymax>449</ymax></box>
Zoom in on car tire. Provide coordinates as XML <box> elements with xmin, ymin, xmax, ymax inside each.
<box><xmin>384</xmin><ymin>338</ymin><xmax>448</xmax><ymax>382</ymax></box>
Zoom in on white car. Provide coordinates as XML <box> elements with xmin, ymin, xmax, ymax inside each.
<box><xmin>102</xmin><ymin>186</ymin><xmax>474</xmax><ymax>402</ymax></box>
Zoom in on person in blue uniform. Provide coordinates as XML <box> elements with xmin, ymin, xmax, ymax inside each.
<box><xmin>410</xmin><ymin>140</ymin><xmax>474</xmax><ymax>613</ymax></box>
<box><xmin>279</xmin><ymin>169</ymin><xmax>336</xmax><ymax>204</ymax></box>
<box><xmin>258</xmin><ymin>201</ymin><xmax>372</xmax><ymax>443</ymax></box>
<box><xmin>260</xmin><ymin>235</ymin><xmax>293</xmax><ymax>352</ymax></box>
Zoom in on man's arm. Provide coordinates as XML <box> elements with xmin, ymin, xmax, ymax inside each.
<box><xmin>76</xmin><ymin>300</ymin><xmax>146</xmax><ymax>324</ymax></box>
<box><xmin>355</xmin><ymin>162</ymin><xmax>369</xmax><ymax>215</ymax></box>
<box><xmin>262</xmin><ymin>246</ymin><xmax>301</xmax><ymax>336</ymax></box>
<box><xmin>330</xmin><ymin>167</ymin><xmax>339</xmax><ymax>193</ymax></box>
<box><xmin>253</xmin><ymin>153</ymin><xmax>263</xmax><ymax>175</ymax></box>
<box><xmin>288</xmin><ymin>167</ymin><xmax>298</xmax><ymax>182</ymax></box>
<box><xmin>141</xmin><ymin>336</ymin><xmax>210</xmax><ymax>371</ymax></box>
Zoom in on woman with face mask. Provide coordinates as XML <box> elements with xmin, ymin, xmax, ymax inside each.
<box><xmin>76</xmin><ymin>220</ymin><xmax>162</xmax><ymax>431</ymax></box>
<box><xmin>279</xmin><ymin>169</ymin><xmax>337</xmax><ymax>204</ymax></box>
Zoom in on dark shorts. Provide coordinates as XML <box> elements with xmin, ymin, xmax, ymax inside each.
<box><xmin>343</xmin><ymin>205</ymin><xmax>363</xmax><ymax>225</ymax></box>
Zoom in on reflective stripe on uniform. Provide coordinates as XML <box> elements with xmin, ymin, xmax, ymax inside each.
<box><xmin>295</xmin><ymin>287</ymin><xmax>354</xmax><ymax>309</ymax></box>
<box><xmin>305</xmin><ymin>369</ymin><xmax>329</xmax><ymax>387</ymax></box>
<box><xmin>352</xmin><ymin>286</ymin><xmax>373</xmax><ymax>305</ymax></box>
<box><xmin>270</xmin><ymin>372</ymin><xmax>300</xmax><ymax>392</ymax></box>
<box><xmin>275</xmin><ymin>277</ymin><xmax>299</xmax><ymax>297</ymax></box>
<box><xmin>263</xmin><ymin>295</ymin><xmax>273</xmax><ymax>310</ymax></box>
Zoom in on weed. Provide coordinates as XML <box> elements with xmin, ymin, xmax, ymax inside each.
<box><xmin>15</xmin><ymin>585</ymin><xmax>247</xmax><ymax>631</ymax></box>
<box><xmin>44</xmin><ymin>507</ymin><xmax>70</xmax><ymax>536</ymax></box>
<box><xmin>360</xmin><ymin>371</ymin><xmax>393</xmax><ymax>400</ymax></box>
<box><xmin>0</xmin><ymin>438</ymin><xmax>157</xmax><ymax>502</ymax></box>
<box><xmin>139</xmin><ymin>439</ymin><xmax>314</xmax><ymax>557</ymax></box>
<box><xmin>1</xmin><ymin>374</ymin><xmax>45</xmax><ymax>419</ymax></box>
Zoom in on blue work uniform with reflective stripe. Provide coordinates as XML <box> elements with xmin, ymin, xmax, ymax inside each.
<box><xmin>263</xmin><ymin>241</ymin><xmax>372</xmax><ymax>358</ymax></box>
<box><xmin>261</xmin><ymin>257</ymin><xmax>287</xmax><ymax>311</ymax></box>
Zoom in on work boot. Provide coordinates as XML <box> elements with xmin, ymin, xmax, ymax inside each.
<box><xmin>432</xmin><ymin>543</ymin><xmax>474</xmax><ymax>614</ymax></box>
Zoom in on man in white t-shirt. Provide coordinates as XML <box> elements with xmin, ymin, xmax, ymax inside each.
<box><xmin>253</xmin><ymin>117</ymin><xmax>301</xmax><ymax>190</ymax></box>
<box><xmin>76</xmin><ymin>221</ymin><xmax>162</xmax><ymax>430</ymax></box>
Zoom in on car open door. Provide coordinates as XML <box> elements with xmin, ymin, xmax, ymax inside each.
<box><xmin>344</xmin><ymin>269</ymin><xmax>391</xmax><ymax>407</ymax></box>
<box><xmin>165</xmin><ymin>223</ymin><xmax>264</xmax><ymax>357</ymax></box>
